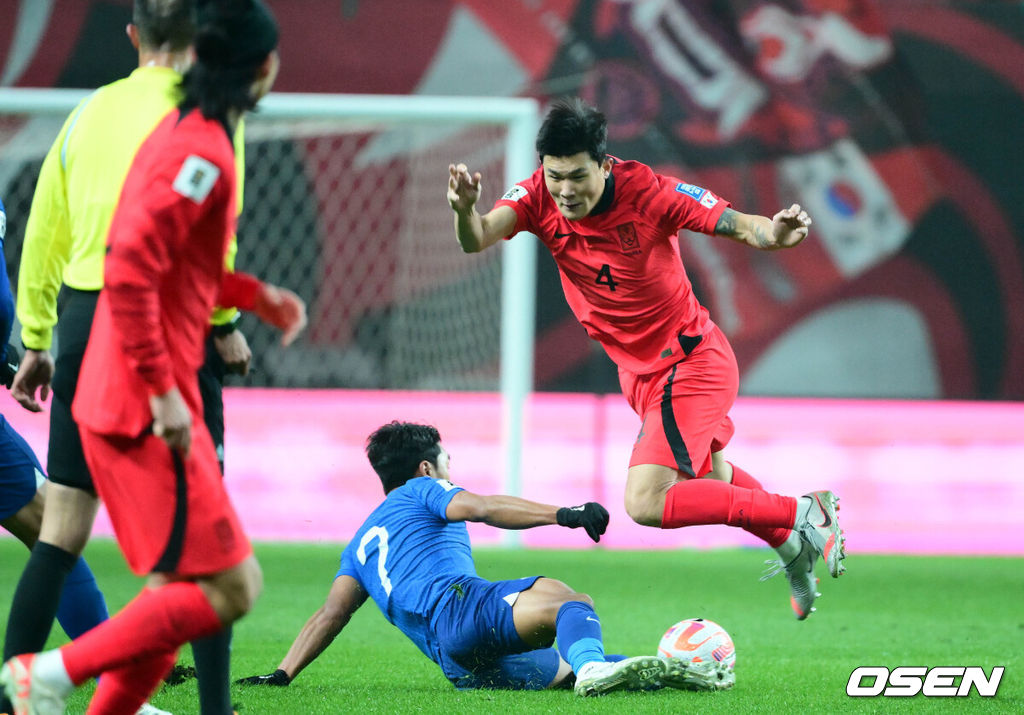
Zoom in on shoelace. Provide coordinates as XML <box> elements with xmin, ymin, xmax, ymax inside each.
<box><xmin>759</xmin><ymin>558</ymin><xmax>786</xmax><ymax>582</ymax></box>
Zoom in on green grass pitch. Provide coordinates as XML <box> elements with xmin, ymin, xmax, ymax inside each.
<box><xmin>2</xmin><ymin>538</ymin><xmax>1021</xmax><ymax>713</ymax></box>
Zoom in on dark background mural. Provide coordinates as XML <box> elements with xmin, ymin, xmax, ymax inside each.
<box><xmin>1</xmin><ymin>0</ymin><xmax>1022</xmax><ymax>400</ymax></box>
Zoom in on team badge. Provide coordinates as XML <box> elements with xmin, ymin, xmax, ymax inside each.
<box><xmin>172</xmin><ymin>155</ymin><xmax>220</xmax><ymax>203</ymax></box>
<box><xmin>501</xmin><ymin>185</ymin><xmax>528</xmax><ymax>202</ymax></box>
<box><xmin>616</xmin><ymin>222</ymin><xmax>639</xmax><ymax>251</ymax></box>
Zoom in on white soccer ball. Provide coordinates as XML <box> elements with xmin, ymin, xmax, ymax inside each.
<box><xmin>657</xmin><ymin>618</ymin><xmax>736</xmax><ymax>669</ymax></box>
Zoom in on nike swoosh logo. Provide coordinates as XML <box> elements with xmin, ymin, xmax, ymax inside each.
<box><xmin>815</xmin><ymin>494</ymin><xmax>832</xmax><ymax>528</ymax></box>
<box><xmin>586</xmin><ymin>616</ymin><xmax>600</xmax><ymax>623</ymax></box>
<box><xmin>554</xmin><ymin>231</ymin><xmax>573</xmax><ymax>238</ymax></box>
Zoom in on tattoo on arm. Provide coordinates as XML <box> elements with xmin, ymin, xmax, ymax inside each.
<box><xmin>752</xmin><ymin>222</ymin><xmax>771</xmax><ymax>249</ymax></box>
<box><xmin>714</xmin><ymin>208</ymin><xmax>738</xmax><ymax>236</ymax></box>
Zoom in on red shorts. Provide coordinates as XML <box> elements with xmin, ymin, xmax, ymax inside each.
<box><xmin>619</xmin><ymin>325</ymin><xmax>738</xmax><ymax>478</ymax></box>
<box><xmin>80</xmin><ymin>423</ymin><xmax>251</xmax><ymax>577</ymax></box>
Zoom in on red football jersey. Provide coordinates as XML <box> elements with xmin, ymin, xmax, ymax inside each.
<box><xmin>74</xmin><ymin>109</ymin><xmax>237</xmax><ymax>436</ymax></box>
<box><xmin>496</xmin><ymin>159</ymin><xmax>730</xmax><ymax>374</ymax></box>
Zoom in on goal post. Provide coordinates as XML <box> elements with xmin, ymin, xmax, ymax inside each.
<box><xmin>0</xmin><ymin>88</ymin><xmax>540</xmax><ymax>515</ymax></box>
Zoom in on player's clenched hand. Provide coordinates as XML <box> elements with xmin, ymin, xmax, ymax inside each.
<box><xmin>214</xmin><ymin>328</ymin><xmax>252</xmax><ymax>376</ymax></box>
<box><xmin>770</xmin><ymin>203</ymin><xmax>811</xmax><ymax>249</ymax></box>
<box><xmin>448</xmin><ymin>163</ymin><xmax>482</xmax><ymax>214</ymax></box>
<box><xmin>253</xmin><ymin>284</ymin><xmax>307</xmax><ymax>346</ymax></box>
<box><xmin>149</xmin><ymin>387</ymin><xmax>192</xmax><ymax>456</ymax></box>
<box><xmin>9</xmin><ymin>348</ymin><xmax>54</xmax><ymax>412</ymax></box>
<box><xmin>556</xmin><ymin>502</ymin><xmax>610</xmax><ymax>542</ymax></box>
<box><xmin>235</xmin><ymin>669</ymin><xmax>291</xmax><ymax>686</ymax></box>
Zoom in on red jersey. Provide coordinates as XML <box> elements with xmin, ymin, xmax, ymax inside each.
<box><xmin>74</xmin><ymin>109</ymin><xmax>237</xmax><ymax>437</ymax></box>
<box><xmin>496</xmin><ymin>159</ymin><xmax>729</xmax><ymax>374</ymax></box>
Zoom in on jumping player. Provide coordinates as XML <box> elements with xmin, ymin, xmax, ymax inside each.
<box><xmin>447</xmin><ymin>98</ymin><xmax>845</xmax><ymax>620</ymax></box>
<box><xmin>236</xmin><ymin>421</ymin><xmax>734</xmax><ymax>697</ymax></box>
<box><xmin>0</xmin><ymin>2</ymin><xmax>304</xmax><ymax>712</ymax></box>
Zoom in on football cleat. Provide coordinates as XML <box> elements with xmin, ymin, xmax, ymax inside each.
<box><xmin>794</xmin><ymin>490</ymin><xmax>846</xmax><ymax>577</ymax></box>
<box><xmin>762</xmin><ymin>539</ymin><xmax>821</xmax><ymax>620</ymax></box>
<box><xmin>574</xmin><ymin>656</ymin><xmax>665</xmax><ymax>696</ymax></box>
<box><xmin>137</xmin><ymin>703</ymin><xmax>174</xmax><ymax>715</ymax></box>
<box><xmin>0</xmin><ymin>654</ymin><xmax>67</xmax><ymax>715</ymax></box>
<box><xmin>655</xmin><ymin>657</ymin><xmax>735</xmax><ymax>691</ymax></box>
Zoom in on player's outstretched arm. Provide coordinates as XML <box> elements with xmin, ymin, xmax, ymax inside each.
<box><xmin>713</xmin><ymin>204</ymin><xmax>811</xmax><ymax>250</ymax></box>
<box><xmin>447</xmin><ymin>163</ymin><xmax>516</xmax><ymax>253</ymax></box>
<box><xmin>236</xmin><ymin>576</ymin><xmax>367</xmax><ymax>686</ymax></box>
<box><xmin>445</xmin><ymin>491</ymin><xmax>609</xmax><ymax>542</ymax></box>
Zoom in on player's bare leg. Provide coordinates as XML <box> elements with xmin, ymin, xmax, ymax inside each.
<box><xmin>623</xmin><ymin>463</ymin><xmax>680</xmax><ymax>527</ymax></box>
<box><xmin>1</xmin><ymin>489</ymin><xmax>45</xmax><ymax>547</ymax></box>
<box><xmin>37</xmin><ymin>482</ymin><xmax>100</xmax><ymax>556</ymax></box>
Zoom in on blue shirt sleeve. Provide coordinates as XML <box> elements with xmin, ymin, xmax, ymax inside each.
<box><xmin>0</xmin><ymin>198</ymin><xmax>15</xmax><ymax>351</ymax></box>
<box><xmin>407</xmin><ymin>476</ymin><xmax>464</xmax><ymax>520</ymax></box>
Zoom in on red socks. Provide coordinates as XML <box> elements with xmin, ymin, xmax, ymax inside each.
<box><xmin>87</xmin><ymin>650</ymin><xmax>177</xmax><ymax>715</ymax></box>
<box><xmin>662</xmin><ymin>464</ymin><xmax>796</xmax><ymax>546</ymax></box>
<box><xmin>61</xmin><ymin>581</ymin><xmax>222</xmax><ymax>686</ymax></box>
<box><xmin>727</xmin><ymin>465</ymin><xmax>794</xmax><ymax>548</ymax></box>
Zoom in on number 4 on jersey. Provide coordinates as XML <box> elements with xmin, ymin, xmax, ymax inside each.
<box><xmin>595</xmin><ymin>264</ymin><xmax>618</xmax><ymax>292</ymax></box>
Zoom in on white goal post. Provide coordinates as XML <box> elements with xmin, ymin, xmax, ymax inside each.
<box><xmin>0</xmin><ymin>88</ymin><xmax>540</xmax><ymax>512</ymax></box>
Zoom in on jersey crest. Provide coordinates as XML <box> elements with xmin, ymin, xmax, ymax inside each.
<box><xmin>501</xmin><ymin>185</ymin><xmax>528</xmax><ymax>202</ymax></box>
<box><xmin>616</xmin><ymin>222</ymin><xmax>640</xmax><ymax>254</ymax></box>
<box><xmin>172</xmin><ymin>155</ymin><xmax>220</xmax><ymax>204</ymax></box>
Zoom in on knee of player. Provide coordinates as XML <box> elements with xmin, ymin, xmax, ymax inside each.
<box><xmin>564</xmin><ymin>592</ymin><xmax>594</xmax><ymax>609</ymax></box>
<box><xmin>623</xmin><ymin>493</ymin><xmax>663</xmax><ymax>527</ymax></box>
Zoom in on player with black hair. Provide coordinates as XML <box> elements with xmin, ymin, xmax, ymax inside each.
<box><xmin>0</xmin><ymin>2</ymin><xmax>304</xmax><ymax>712</ymax></box>
<box><xmin>237</xmin><ymin>421</ymin><xmax>733</xmax><ymax>696</ymax></box>
<box><xmin>3</xmin><ymin>2</ymin><xmax>259</xmax><ymax>712</ymax></box>
<box><xmin>448</xmin><ymin>97</ymin><xmax>846</xmax><ymax>621</ymax></box>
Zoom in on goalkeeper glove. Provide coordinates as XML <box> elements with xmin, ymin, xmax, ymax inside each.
<box><xmin>235</xmin><ymin>669</ymin><xmax>291</xmax><ymax>686</ymax></box>
<box><xmin>556</xmin><ymin>502</ymin><xmax>609</xmax><ymax>542</ymax></box>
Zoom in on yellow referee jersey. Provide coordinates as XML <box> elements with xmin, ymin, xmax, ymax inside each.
<box><xmin>17</xmin><ymin>65</ymin><xmax>245</xmax><ymax>351</ymax></box>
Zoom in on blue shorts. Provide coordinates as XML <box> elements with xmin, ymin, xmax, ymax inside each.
<box><xmin>432</xmin><ymin>575</ymin><xmax>561</xmax><ymax>690</ymax></box>
<box><xmin>0</xmin><ymin>415</ymin><xmax>45</xmax><ymax>520</ymax></box>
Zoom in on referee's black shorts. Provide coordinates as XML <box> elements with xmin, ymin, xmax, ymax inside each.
<box><xmin>197</xmin><ymin>331</ymin><xmax>227</xmax><ymax>473</ymax></box>
<box><xmin>48</xmin><ymin>288</ymin><xmax>230</xmax><ymax>489</ymax></box>
<box><xmin>46</xmin><ymin>287</ymin><xmax>98</xmax><ymax>492</ymax></box>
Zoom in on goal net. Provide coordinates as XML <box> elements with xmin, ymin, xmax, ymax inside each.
<box><xmin>0</xmin><ymin>90</ymin><xmax>538</xmax><ymax>392</ymax></box>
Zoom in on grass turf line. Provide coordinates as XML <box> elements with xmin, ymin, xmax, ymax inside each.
<box><xmin>0</xmin><ymin>538</ymin><xmax>1020</xmax><ymax>713</ymax></box>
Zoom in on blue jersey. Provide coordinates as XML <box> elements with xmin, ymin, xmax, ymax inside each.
<box><xmin>0</xmin><ymin>198</ymin><xmax>13</xmax><ymax>349</ymax></box>
<box><xmin>337</xmin><ymin>476</ymin><xmax>476</xmax><ymax>663</ymax></box>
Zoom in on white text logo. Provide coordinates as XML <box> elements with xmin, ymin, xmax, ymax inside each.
<box><xmin>846</xmin><ymin>666</ymin><xmax>1004</xmax><ymax>697</ymax></box>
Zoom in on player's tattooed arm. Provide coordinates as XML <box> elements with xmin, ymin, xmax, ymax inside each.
<box><xmin>714</xmin><ymin>208</ymin><xmax>770</xmax><ymax>247</ymax></box>
<box><xmin>713</xmin><ymin>205</ymin><xmax>810</xmax><ymax>250</ymax></box>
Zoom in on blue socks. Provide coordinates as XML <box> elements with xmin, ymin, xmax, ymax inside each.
<box><xmin>56</xmin><ymin>557</ymin><xmax>109</xmax><ymax>640</ymax></box>
<box><xmin>555</xmin><ymin>600</ymin><xmax>605</xmax><ymax>673</ymax></box>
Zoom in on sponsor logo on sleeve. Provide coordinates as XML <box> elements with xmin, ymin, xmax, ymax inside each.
<box><xmin>172</xmin><ymin>155</ymin><xmax>220</xmax><ymax>203</ymax></box>
<box><xmin>676</xmin><ymin>182</ymin><xmax>719</xmax><ymax>209</ymax></box>
<box><xmin>675</xmin><ymin>182</ymin><xmax>707</xmax><ymax>200</ymax></box>
<box><xmin>435</xmin><ymin>478</ymin><xmax>459</xmax><ymax>492</ymax></box>
<box><xmin>0</xmin><ymin>208</ymin><xmax>5</xmax><ymax>241</ymax></box>
<box><xmin>501</xmin><ymin>185</ymin><xmax>528</xmax><ymax>202</ymax></box>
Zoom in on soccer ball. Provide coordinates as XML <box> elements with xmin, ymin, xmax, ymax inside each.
<box><xmin>657</xmin><ymin>618</ymin><xmax>736</xmax><ymax>669</ymax></box>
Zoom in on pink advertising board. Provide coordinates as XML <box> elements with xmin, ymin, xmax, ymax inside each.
<box><xmin>2</xmin><ymin>390</ymin><xmax>1021</xmax><ymax>555</ymax></box>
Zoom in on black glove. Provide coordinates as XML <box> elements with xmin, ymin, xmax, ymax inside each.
<box><xmin>235</xmin><ymin>669</ymin><xmax>291</xmax><ymax>686</ymax></box>
<box><xmin>1</xmin><ymin>343</ymin><xmax>20</xmax><ymax>389</ymax></box>
<box><xmin>556</xmin><ymin>502</ymin><xmax>609</xmax><ymax>542</ymax></box>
